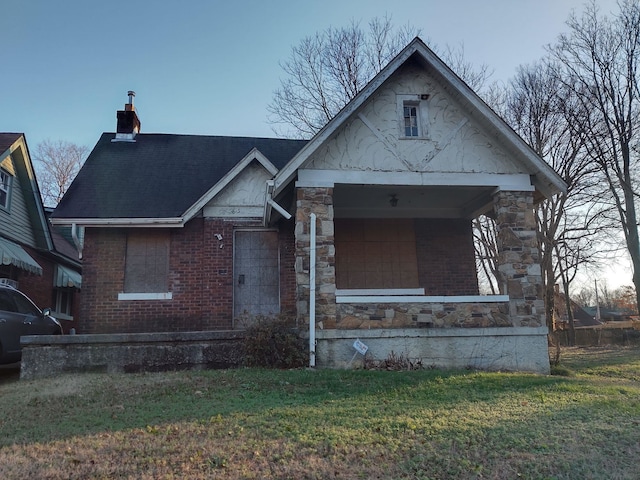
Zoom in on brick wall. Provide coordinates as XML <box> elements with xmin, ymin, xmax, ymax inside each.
<box><xmin>415</xmin><ymin>219</ymin><xmax>479</xmax><ymax>295</ymax></box>
<box><xmin>78</xmin><ymin>218</ymin><xmax>295</xmax><ymax>334</ymax></box>
<box><xmin>16</xmin><ymin>248</ymin><xmax>55</xmax><ymax>310</ymax></box>
<box><xmin>278</xmin><ymin>218</ymin><xmax>297</xmax><ymax>317</ymax></box>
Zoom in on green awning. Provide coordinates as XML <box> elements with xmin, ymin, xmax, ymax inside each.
<box><xmin>0</xmin><ymin>237</ymin><xmax>42</xmax><ymax>275</ymax></box>
<box><xmin>55</xmin><ymin>264</ymin><xmax>81</xmax><ymax>289</ymax></box>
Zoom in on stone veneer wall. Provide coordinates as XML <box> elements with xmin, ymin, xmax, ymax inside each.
<box><xmin>493</xmin><ymin>190</ymin><xmax>545</xmax><ymax>327</ymax></box>
<box><xmin>294</xmin><ymin>188</ymin><xmax>547</xmax><ymax>331</ymax></box>
<box><xmin>333</xmin><ymin>302</ymin><xmax>510</xmax><ymax>329</ymax></box>
<box><xmin>295</xmin><ymin>187</ymin><xmax>337</xmax><ymax>326</ymax></box>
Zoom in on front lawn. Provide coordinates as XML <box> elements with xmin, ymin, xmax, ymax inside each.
<box><xmin>1</xmin><ymin>346</ymin><xmax>638</xmax><ymax>479</ymax></box>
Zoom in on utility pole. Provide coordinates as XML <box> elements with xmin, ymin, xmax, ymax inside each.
<box><xmin>595</xmin><ymin>279</ymin><xmax>601</xmax><ymax>323</ymax></box>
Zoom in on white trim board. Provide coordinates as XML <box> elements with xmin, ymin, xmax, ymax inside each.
<box><xmin>118</xmin><ymin>292</ymin><xmax>173</xmax><ymax>301</ymax></box>
<box><xmin>336</xmin><ymin>295</ymin><xmax>509</xmax><ymax>304</ymax></box>
<box><xmin>335</xmin><ymin>288</ymin><xmax>425</xmax><ymax>296</ymax></box>
<box><xmin>296</xmin><ymin>170</ymin><xmax>535</xmax><ymax>191</ymax></box>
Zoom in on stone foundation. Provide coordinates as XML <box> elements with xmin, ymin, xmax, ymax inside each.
<box><xmin>315</xmin><ymin>327</ymin><xmax>550</xmax><ymax>374</ymax></box>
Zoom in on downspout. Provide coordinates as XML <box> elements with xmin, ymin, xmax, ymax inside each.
<box><xmin>267</xmin><ymin>198</ymin><xmax>292</xmax><ymax>220</ymax></box>
<box><xmin>264</xmin><ymin>180</ymin><xmax>292</xmax><ymax>225</ymax></box>
<box><xmin>309</xmin><ymin>213</ymin><xmax>316</xmax><ymax>367</ymax></box>
<box><xmin>71</xmin><ymin>223</ymin><xmax>83</xmax><ymax>260</ymax></box>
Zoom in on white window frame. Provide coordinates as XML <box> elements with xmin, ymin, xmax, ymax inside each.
<box><xmin>397</xmin><ymin>94</ymin><xmax>429</xmax><ymax>139</ymax></box>
<box><xmin>0</xmin><ymin>169</ymin><xmax>11</xmax><ymax>210</ymax></box>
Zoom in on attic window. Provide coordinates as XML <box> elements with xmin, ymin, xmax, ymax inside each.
<box><xmin>397</xmin><ymin>94</ymin><xmax>429</xmax><ymax>139</ymax></box>
<box><xmin>403</xmin><ymin>104</ymin><xmax>419</xmax><ymax>137</ymax></box>
<box><xmin>0</xmin><ymin>169</ymin><xmax>11</xmax><ymax>210</ymax></box>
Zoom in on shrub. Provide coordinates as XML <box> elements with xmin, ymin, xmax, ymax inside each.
<box><xmin>364</xmin><ymin>351</ymin><xmax>424</xmax><ymax>371</ymax></box>
<box><xmin>242</xmin><ymin>315</ymin><xmax>307</xmax><ymax>368</ymax></box>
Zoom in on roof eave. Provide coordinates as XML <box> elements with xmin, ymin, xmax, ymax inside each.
<box><xmin>50</xmin><ymin>217</ymin><xmax>185</xmax><ymax>228</ymax></box>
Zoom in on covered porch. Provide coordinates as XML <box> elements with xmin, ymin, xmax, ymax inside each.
<box><xmin>293</xmin><ymin>179</ymin><xmax>548</xmax><ymax>372</ymax></box>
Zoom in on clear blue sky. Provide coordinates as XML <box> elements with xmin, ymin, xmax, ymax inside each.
<box><xmin>1</xmin><ymin>0</ymin><xmax>629</xmax><ymax>288</ymax></box>
<box><xmin>1</xmin><ymin>0</ymin><xmax>619</xmax><ymax>150</ymax></box>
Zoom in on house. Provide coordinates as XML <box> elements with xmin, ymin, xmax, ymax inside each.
<box><xmin>0</xmin><ymin>133</ymin><xmax>81</xmax><ymax>330</ymax></box>
<box><xmin>51</xmin><ymin>38</ymin><xmax>566</xmax><ymax>373</ymax></box>
<box><xmin>552</xmin><ymin>287</ymin><xmax>602</xmax><ymax>330</ymax></box>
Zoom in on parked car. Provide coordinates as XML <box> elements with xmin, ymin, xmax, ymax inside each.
<box><xmin>0</xmin><ymin>282</ymin><xmax>62</xmax><ymax>364</ymax></box>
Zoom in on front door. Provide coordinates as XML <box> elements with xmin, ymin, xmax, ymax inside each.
<box><xmin>233</xmin><ymin>230</ymin><xmax>280</xmax><ymax>325</ymax></box>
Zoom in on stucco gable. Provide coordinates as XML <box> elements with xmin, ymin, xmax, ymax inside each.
<box><xmin>304</xmin><ymin>60</ymin><xmax>525</xmax><ymax>177</ymax></box>
<box><xmin>273</xmin><ymin>37</ymin><xmax>566</xmax><ymax>199</ymax></box>
<box><xmin>183</xmin><ymin>148</ymin><xmax>277</xmax><ymax>221</ymax></box>
<box><xmin>202</xmin><ymin>160</ymin><xmax>273</xmax><ymax>218</ymax></box>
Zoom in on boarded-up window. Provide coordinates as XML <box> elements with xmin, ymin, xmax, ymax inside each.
<box><xmin>124</xmin><ymin>231</ymin><xmax>170</xmax><ymax>293</ymax></box>
<box><xmin>335</xmin><ymin>219</ymin><xmax>419</xmax><ymax>289</ymax></box>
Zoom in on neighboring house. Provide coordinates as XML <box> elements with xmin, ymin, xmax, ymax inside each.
<box><xmin>51</xmin><ymin>38</ymin><xmax>566</xmax><ymax>373</ymax></box>
<box><xmin>552</xmin><ymin>287</ymin><xmax>601</xmax><ymax>330</ymax></box>
<box><xmin>582</xmin><ymin>306</ymin><xmax>634</xmax><ymax>323</ymax></box>
<box><xmin>0</xmin><ymin>133</ymin><xmax>81</xmax><ymax>330</ymax></box>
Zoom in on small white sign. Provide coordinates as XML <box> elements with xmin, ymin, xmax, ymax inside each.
<box><xmin>353</xmin><ymin>339</ymin><xmax>369</xmax><ymax>355</ymax></box>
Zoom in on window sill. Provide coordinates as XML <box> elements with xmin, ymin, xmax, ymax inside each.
<box><xmin>399</xmin><ymin>135</ymin><xmax>428</xmax><ymax>140</ymax></box>
<box><xmin>118</xmin><ymin>292</ymin><xmax>173</xmax><ymax>301</ymax></box>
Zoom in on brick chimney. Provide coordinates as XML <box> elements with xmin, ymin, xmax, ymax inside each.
<box><xmin>113</xmin><ymin>91</ymin><xmax>141</xmax><ymax>142</ymax></box>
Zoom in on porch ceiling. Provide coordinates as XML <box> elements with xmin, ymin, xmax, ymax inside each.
<box><xmin>333</xmin><ymin>184</ymin><xmax>495</xmax><ymax>219</ymax></box>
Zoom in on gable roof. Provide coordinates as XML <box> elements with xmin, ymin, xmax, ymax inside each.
<box><xmin>0</xmin><ymin>133</ymin><xmax>22</xmax><ymax>153</ymax></box>
<box><xmin>0</xmin><ymin>133</ymin><xmax>53</xmax><ymax>251</ymax></box>
<box><xmin>52</xmin><ymin>133</ymin><xmax>307</xmax><ymax>225</ymax></box>
<box><xmin>272</xmin><ymin>37</ymin><xmax>567</xmax><ymax>199</ymax></box>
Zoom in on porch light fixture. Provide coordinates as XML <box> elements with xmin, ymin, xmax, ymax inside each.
<box><xmin>389</xmin><ymin>194</ymin><xmax>398</xmax><ymax>207</ymax></box>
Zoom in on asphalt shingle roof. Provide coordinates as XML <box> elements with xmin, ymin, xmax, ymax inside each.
<box><xmin>53</xmin><ymin>133</ymin><xmax>307</xmax><ymax>219</ymax></box>
<box><xmin>0</xmin><ymin>133</ymin><xmax>22</xmax><ymax>154</ymax></box>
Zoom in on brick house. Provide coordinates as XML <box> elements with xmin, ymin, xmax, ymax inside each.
<box><xmin>0</xmin><ymin>133</ymin><xmax>81</xmax><ymax>330</ymax></box>
<box><xmin>51</xmin><ymin>38</ymin><xmax>566</xmax><ymax>372</ymax></box>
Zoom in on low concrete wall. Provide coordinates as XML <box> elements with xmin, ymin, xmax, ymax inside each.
<box><xmin>20</xmin><ymin>331</ymin><xmax>245</xmax><ymax>380</ymax></box>
<box><xmin>20</xmin><ymin>327</ymin><xmax>551</xmax><ymax>379</ymax></box>
<box><xmin>315</xmin><ymin>327</ymin><xmax>550</xmax><ymax>374</ymax></box>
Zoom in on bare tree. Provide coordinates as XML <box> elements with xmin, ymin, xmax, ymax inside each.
<box><xmin>574</xmin><ymin>286</ymin><xmax>594</xmax><ymax>307</ymax></box>
<box><xmin>550</xmin><ymin>0</ymin><xmax>640</xmax><ymax>312</ymax></box>
<box><xmin>33</xmin><ymin>139</ymin><xmax>88</xmax><ymax>207</ymax></box>
<box><xmin>268</xmin><ymin>16</ymin><xmax>419</xmax><ymax>138</ymax></box>
<box><xmin>499</xmin><ymin>58</ymin><xmax>621</xmax><ymax>341</ymax></box>
<box><xmin>473</xmin><ymin>215</ymin><xmax>500</xmax><ymax>294</ymax></box>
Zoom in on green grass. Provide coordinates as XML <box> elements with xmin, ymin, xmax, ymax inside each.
<box><xmin>1</xmin><ymin>346</ymin><xmax>639</xmax><ymax>479</ymax></box>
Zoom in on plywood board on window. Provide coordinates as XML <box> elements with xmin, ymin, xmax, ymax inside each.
<box><xmin>335</xmin><ymin>219</ymin><xmax>419</xmax><ymax>289</ymax></box>
<box><xmin>124</xmin><ymin>230</ymin><xmax>170</xmax><ymax>293</ymax></box>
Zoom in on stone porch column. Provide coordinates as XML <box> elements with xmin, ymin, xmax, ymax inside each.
<box><xmin>294</xmin><ymin>187</ymin><xmax>336</xmax><ymax>327</ymax></box>
<box><xmin>493</xmin><ymin>190</ymin><xmax>545</xmax><ymax>327</ymax></box>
